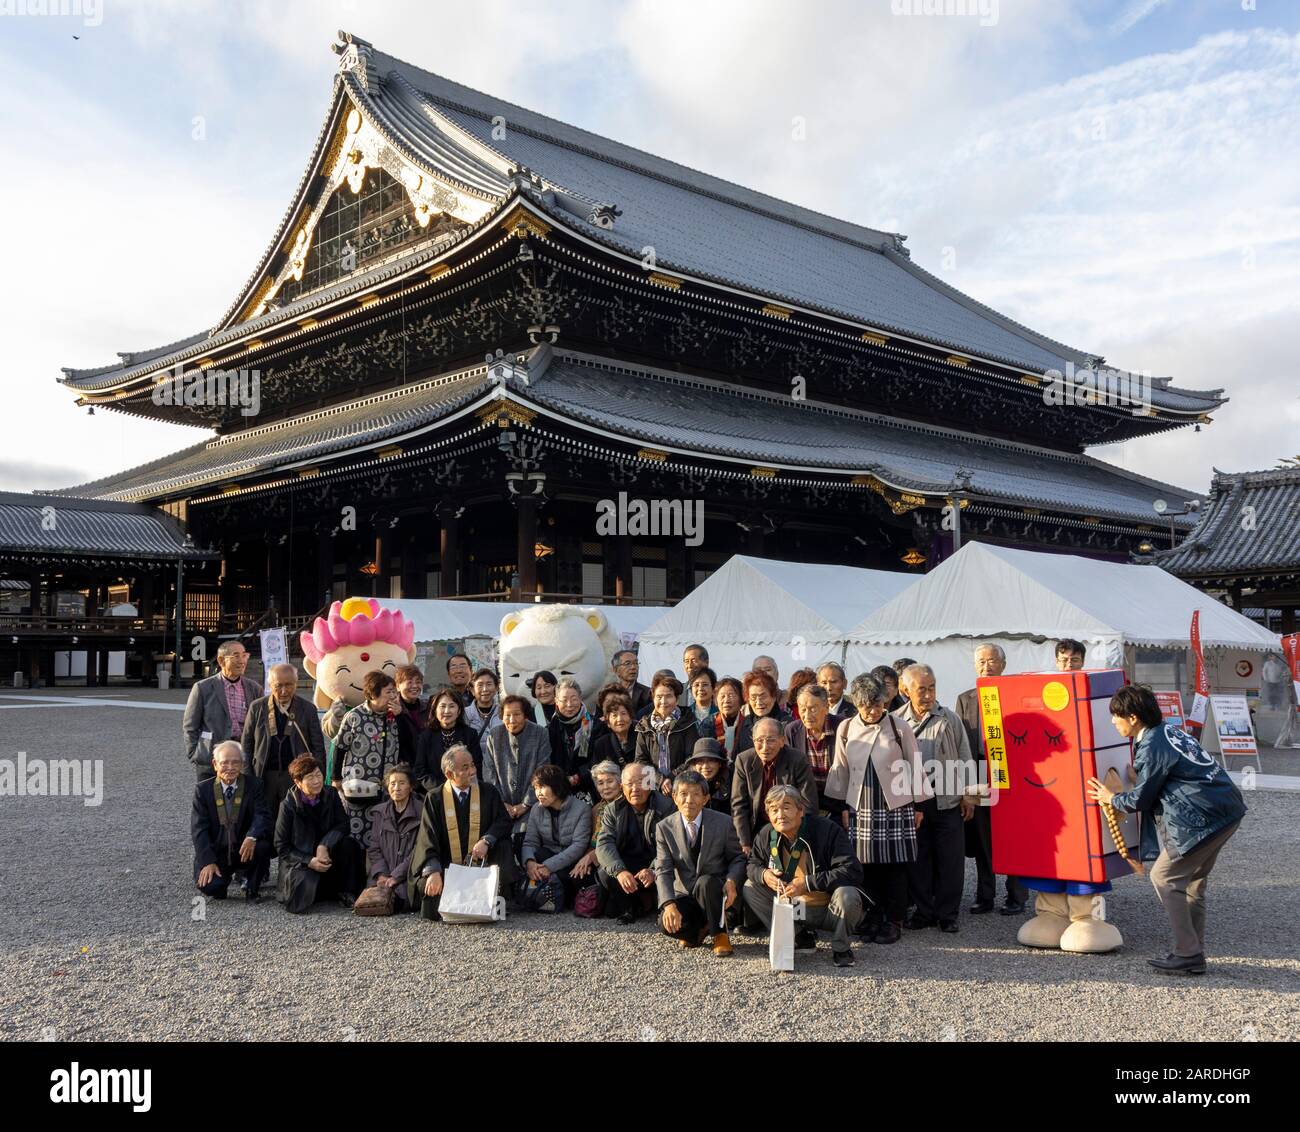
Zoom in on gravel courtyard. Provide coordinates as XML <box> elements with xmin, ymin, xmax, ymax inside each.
<box><xmin>2</xmin><ymin>687</ymin><xmax>1297</xmax><ymax>1042</ymax></box>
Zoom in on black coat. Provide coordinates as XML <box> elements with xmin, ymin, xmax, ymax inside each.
<box><xmin>745</xmin><ymin>812</ymin><xmax>863</xmax><ymax>894</ymax></box>
<box><xmin>548</xmin><ymin>711</ymin><xmax>596</xmax><ymax>792</ymax></box>
<box><xmin>406</xmin><ymin>780</ymin><xmax>515</xmax><ymax>907</ymax></box>
<box><xmin>590</xmin><ymin>728</ymin><xmax>636</xmax><ymax>767</ymax></box>
<box><xmin>274</xmin><ymin>784</ymin><xmax>350</xmax><ymax>865</ymax></box>
<box><xmin>594</xmin><ymin>792</ymin><xmax>676</xmax><ymax>877</ymax></box>
<box><xmin>191</xmin><ymin>773</ymin><xmax>273</xmax><ymax>875</ymax></box>
<box><xmin>633</xmin><ymin>713</ymin><xmax>699</xmax><ymax>779</ymax></box>
<box><xmin>413</xmin><ymin>724</ymin><xmax>483</xmax><ymax>792</ymax></box>
<box><xmin>730</xmin><ymin>746</ymin><xmax>819</xmax><ymax>848</ymax></box>
<box><xmin>240</xmin><ymin>695</ymin><xmax>326</xmax><ymax>778</ymax></box>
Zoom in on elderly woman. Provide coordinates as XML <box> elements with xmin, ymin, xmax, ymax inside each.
<box><xmin>734</xmin><ymin>670</ymin><xmax>790</xmax><ymax>755</ymax></box>
<box><xmin>571</xmin><ymin>760</ymin><xmax>624</xmax><ymax>890</ymax></box>
<box><xmin>684</xmin><ymin>738</ymin><xmax>731</xmax><ymax>814</ymax></box>
<box><xmin>784</xmin><ymin>683</ymin><xmax>842</xmax><ymax>814</ymax></box>
<box><xmin>274</xmin><ymin>754</ymin><xmax>362</xmax><ymax>912</ymax></box>
<box><xmin>825</xmin><ymin>673</ymin><xmax>931</xmax><ymax>944</ymax></box>
<box><xmin>713</xmin><ymin>677</ymin><xmax>745</xmax><ymax>761</ymax></box>
<box><xmin>521</xmin><ymin>763</ymin><xmax>594</xmax><ymax>912</ymax></box>
<box><xmin>529</xmin><ymin>670</ymin><xmax>559</xmax><ymax>726</ymax></box>
<box><xmin>784</xmin><ymin>668</ymin><xmax>818</xmax><ymax>724</ymax></box>
<box><xmin>591</xmin><ymin>692</ymin><xmax>636</xmax><ymax>765</ymax></box>
<box><xmin>414</xmin><ymin>685</ymin><xmax>483</xmax><ymax>792</ymax></box>
<box><xmin>334</xmin><ymin>670</ymin><xmax>404</xmax><ymax>855</ymax></box>
<box><xmin>689</xmin><ymin>667</ymin><xmax>720</xmax><ymax>738</ymax></box>
<box><xmin>365</xmin><ymin>763</ymin><xmax>422</xmax><ymax>912</ymax></box>
<box><xmin>634</xmin><ymin>674</ymin><xmax>699</xmax><ymax>793</ymax></box>
<box><xmin>548</xmin><ymin>677</ymin><xmax>595</xmax><ymax>797</ymax></box>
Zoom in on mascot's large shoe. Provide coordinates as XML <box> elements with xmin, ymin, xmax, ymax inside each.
<box><xmin>1017</xmin><ymin>892</ymin><xmax>1070</xmax><ymax>949</ymax></box>
<box><xmin>1060</xmin><ymin>894</ymin><xmax>1123</xmax><ymax>954</ymax></box>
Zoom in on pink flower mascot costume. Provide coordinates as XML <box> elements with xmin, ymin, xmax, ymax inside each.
<box><xmin>301</xmin><ymin>598</ymin><xmax>416</xmax><ymax>782</ymax></box>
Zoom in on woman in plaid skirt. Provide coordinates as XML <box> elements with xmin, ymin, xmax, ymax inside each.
<box><xmin>825</xmin><ymin>673</ymin><xmax>933</xmax><ymax>943</ymax></box>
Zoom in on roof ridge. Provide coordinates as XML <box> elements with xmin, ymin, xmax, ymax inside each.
<box><xmin>368</xmin><ymin>46</ymin><xmax>905</xmax><ymax>256</ymax></box>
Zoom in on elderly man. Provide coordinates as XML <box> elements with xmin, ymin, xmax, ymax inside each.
<box><xmin>955</xmin><ymin>643</ymin><xmax>1027</xmax><ymax>916</ymax></box>
<box><xmin>1055</xmin><ymin>639</ymin><xmax>1087</xmax><ymax>671</ymax></box>
<box><xmin>183</xmin><ymin>641</ymin><xmax>262</xmax><ymax>781</ymax></box>
<box><xmin>743</xmin><ymin>785</ymin><xmax>864</xmax><ymax>967</ymax></box>
<box><xmin>680</xmin><ymin>644</ymin><xmax>710</xmax><ymax>709</ymax></box>
<box><xmin>611</xmin><ymin>649</ymin><xmax>651</xmax><ymax>716</ymax></box>
<box><xmin>895</xmin><ymin>663</ymin><xmax>976</xmax><ymax>932</ymax></box>
<box><xmin>191</xmin><ymin>741</ymin><xmax>273</xmax><ymax>903</ymax></box>
<box><xmin>655</xmin><ymin>769</ymin><xmax>745</xmax><ymax>955</ymax></box>
<box><xmin>731</xmin><ymin>716</ymin><xmax>818</xmax><ymax>855</ymax></box>
<box><xmin>408</xmin><ymin>744</ymin><xmax>514</xmax><ymax>920</ymax></box>
<box><xmin>596</xmin><ymin>763</ymin><xmax>675</xmax><ymax>923</ymax></box>
<box><xmin>446</xmin><ymin>653</ymin><xmax>474</xmax><ymax>706</ymax></box>
<box><xmin>241</xmin><ymin>662</ymin><xmax>326</xmax><ymax>819</ymax></box>
<box><xmin>482</xmin><ymin>694</ymin><xmax>550</xmax><ymax>861</ymax></box>
<box><xmin>817</xmin><ymin>662</ymin><xmax>854</xmax><ymax>723</ymax></box>
<box><xmin>751</xmin><ymin>654</ymin><xmax>786</xmax><ymax>707</ymax></box>
<box><xmin>784</xmin><ymin>684</ymin><xmax>842</xmax><ymax>813</ymax></box>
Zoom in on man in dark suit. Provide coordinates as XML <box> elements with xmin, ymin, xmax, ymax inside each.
<box><xmin>241</xmin><ymin>663</ymin><xmax>326</xmax><ymax>820</ymax></box>
<box><xmin>955</xmin><ymin>643</ymin><xmax>1027</xmax><ymax>916</ymax></box>
<box><xmin>183</xmin><ymin>640</ymin><xmax>262</xmax><ymax>781</ymax></box>
<box><xmin>817</xmin><ymin>662</ymin><xmax>856</xmax><ymax>724</ymax></box>
<box><xmin>191</xmin><ymin>740</ymin><xmax>273</xmax><ymax>901</ymax></box>
<box><xmin>655</xmin><ymin>769</ymin><xmax>746</xmax><ymax>955</ymax></box>
<box><xmin>612</xmin><ymin>649</ymin><xmax>651</xmax><ymax>716</ymax></box>
<box><xmin>409</xmin><ymin>744</ymin><xmax>514</xmax><ymax>919</ymax></box>
<box><xmin>730</xmin><ymin>717</ymin><xmax>819</xmax><ymax>854</ymax></box>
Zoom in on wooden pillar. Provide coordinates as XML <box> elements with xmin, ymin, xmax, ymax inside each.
<box><xmin>439</xmin><ymin>506</ymin><xmax>460</xmax><ymax>597</ymax></box>
<box><xmin>1283</xmin><ymin>606</ymin><xmax>1297</xmax><ymax>634</ymax></box>
<box><xmin>218</xmin><ymin>555</ymin><xmax>238</xmax><ymax>629</ymax></box>
<box><xmin>266</xmin><ymin>537</ymin><xmax>287</xmax><ymax>614</ymax></box>
<box><xmin>373</xmin><ymin>533</ymin><xmax>385</xmax><ymax>599</ymax></box>
<box><xmin>137</xmin><ymin>574</ymin><xmax>155</xmax><ymax>619</ymax></box>
<box><xmin>516</xmin><ymin>498</ymin><xmax>538</xmax><ymax>597</ymax></box>
<box><xmin>614</xmin><ymin>535</ymin><xmax>632</xmax><ymax>604</ymax></box>
<box><xmin>316</xmin><ymin>529</ymin><xmax>333</xmax><ymax>610</ymax></box>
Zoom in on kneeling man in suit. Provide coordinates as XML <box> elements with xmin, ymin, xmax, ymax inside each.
<box><xmin>654</xmin><ymin>769</ymin><xmax>745</xmax><ymax>956</ymax></box>
<box><xmin>192</xmin><ymin>740</ymin><xmax>273</xmax><ymax>902</ymax></box>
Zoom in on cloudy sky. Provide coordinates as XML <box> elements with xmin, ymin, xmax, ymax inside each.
<box><xmin>1</xmin><ymin>0</ymin><xmax>1296</xmax><ymax>496</ymax></box>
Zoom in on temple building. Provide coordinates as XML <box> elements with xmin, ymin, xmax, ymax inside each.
<box><xmin>44</xmin><ymin>31</ymin><xmax>1225</xmax><ymax>631</ymax></box>
<box><xmin>1157</xmin><ymin>467</ymin><xmax>1300</xmax><ymax>633</ymax></box>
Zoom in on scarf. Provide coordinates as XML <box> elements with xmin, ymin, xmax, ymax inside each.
<box><xmin>214</xmin><ymin>775</ymin><xmax>245</xmax><ymax>854</ymax></box>
<box><xmin>715</xmin><ymin>711</ymin><xmax>739</xmax><ymax>754</ymax></box>
<box><xmin>767</xmin><ymin>818</ymin><xmax>809</xmax><ymax>883</ymax></box>
<box><xmin>442</xmin><ymin>781</ymin><xmax>481</xmax><ymax>863</ymax></box>
<box><xmin>649</xmin><ymin>708</ymin><xmax>680</xmax><ymax>775</ymax></box>
<box><xmin>554</xmin><ymin>707</ymin><xmax>592</xmax><ymax>763</ymax></box>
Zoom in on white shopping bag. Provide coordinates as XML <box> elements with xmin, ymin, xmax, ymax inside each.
<box><xmin>439</xmin><ymin>860</ymin><xmax>502</xmax><ymax>923</ymax></box>
<box><xmin>769</xmin><ymin>895</ymin><xmax>796</xmax><ymax>972</ymax></box>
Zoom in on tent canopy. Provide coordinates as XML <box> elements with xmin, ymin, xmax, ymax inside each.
<box><xmin>636</xmin><ymin>555</ymin><xmax>917</xmax><ymax>681</ymax></box>
<box><xmin>846</xmin><ymin>542</ymin><xmax>1279</xmax><ymax>651</ymax></box>
<box><xmin>398</xmin><ymin>598</ymin><xmax>668</xmax><ymax>645</ymax></box>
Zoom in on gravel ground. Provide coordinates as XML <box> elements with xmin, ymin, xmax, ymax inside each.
<box><xmin>1</xmin><ymin>687</ymin><xmax>1297</xmax><ymax>1042</ymax></box>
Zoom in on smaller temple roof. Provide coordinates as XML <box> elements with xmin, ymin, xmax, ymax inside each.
<box><xmin>0</xmin><ymin>492</ymin><xmax>215</xmax><ymax>562</ymax></box>
<box><xmin>1157</xmin><ymin>467</ymin><xmax>1300</xmax><ymax>578</ymax></box>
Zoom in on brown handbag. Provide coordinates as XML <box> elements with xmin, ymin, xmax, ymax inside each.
<box><xmin>352</xmin><ymin>884</ymin><xmax>396</xmax><ymax>917</ymax></box>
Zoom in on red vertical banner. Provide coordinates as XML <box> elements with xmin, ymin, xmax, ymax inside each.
<box><xmin>1284</xmin><ymin>633</ymin><xmax>1300</xmax><ymax>706</ymax></box>
<box><xmin>1187</xmin><ymin>609</ymin><xmax>1210</xmax><ymax>735</ymax></box>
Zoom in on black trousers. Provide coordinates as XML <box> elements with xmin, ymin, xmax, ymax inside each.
<box><xmin>967</xmin><ymin>805</ymin><xmax>1027</xmax><ymax>905</ymax></box>
<box><xmin>908</xmin><ymin>799</ymin><xmax>965</xmax><ymax>921</ymax></box>
<box><xmin>597</xmin><ymin>866</ymin><xmax>657</xmax><ymax>917</ymax></box>
<box><xmin>262</xmin><ymin>767</ymin><xmax>294</xmax><ymax>831</ymax></box>
<box><xmin>196</xmin><ymin>841</ymin><xmax>271</xmax><ymax>898</ymax></box>
<box><xmin>312</xmin><ymin>835</ymin><xmax>363</xmax><ymax>902</ymax></box>
<box><xmin>660</xmin><ymin>875</ymin><xmax>727</xmax><ymax>942</ymax></box>
<box><xmin>863</xmin><ymin>861</ymin><xmax>909</xmax><ymax>923</ymax></box>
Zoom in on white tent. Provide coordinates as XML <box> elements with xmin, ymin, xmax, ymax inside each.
<box><xmin>636</xmin><ymin>555</ymin><xmax>917</xmax><ymax>681</ymax></box>
<box><xmin>844</xmin><ymin>542</ymin><xmax>1280</xmax><ymax>700</ymax></box>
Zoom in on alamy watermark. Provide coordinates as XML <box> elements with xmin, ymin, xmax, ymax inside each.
<box><xmin>595</xmin><ymin>492</ymin><xmax>704</xmax><ymax>547</ymax></box>
<box><xmin>152</xmin><ymin>362</ymin><xmax>261</xmax><ymax>417</ymax></box>
<box><xmin>1042</xmin><ymin>362</ymin><xmax>1153</xmax><ymax>416</ymax></box>
<box><xmin>1</xmin><ymin>0</ymin><xmax>102</xmax><ymax>26</ymax></box>
<box><xmin>891</xmin><ymin>0</ymin><xmax>999</xmax><ymax>27</ymax></box>
<box><xmin>0</xmin><ymin>753</ymin><xmax>103</xmax><ymax>806</ymax></box>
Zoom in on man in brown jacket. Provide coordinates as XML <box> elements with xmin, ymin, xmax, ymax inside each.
<box><xmin>730</xmin><ymin>717</ymin><xmax>818</xmax><ymax>855</ymax></box>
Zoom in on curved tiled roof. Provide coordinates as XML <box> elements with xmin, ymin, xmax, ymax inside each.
<box><xmin>1158</xmin><ymin>467</ymin><xmax>1300</xmax><ymax>576</ymax></box>
<box><xmin>0</xmin><ymin>492</ymin><xmax>214</xmax><ymax>560</ymax></box>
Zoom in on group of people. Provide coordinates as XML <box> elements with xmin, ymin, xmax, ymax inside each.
<box><xmin>187</xmin><ymin>634</ymin><xmax>1245</xmax><ymax>972</ymax></box>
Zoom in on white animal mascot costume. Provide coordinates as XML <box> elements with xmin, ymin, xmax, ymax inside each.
<box><xmin>497</xmin><ymin>605</ymin><xmax>621</xmax><ymax>710</ymax></box>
